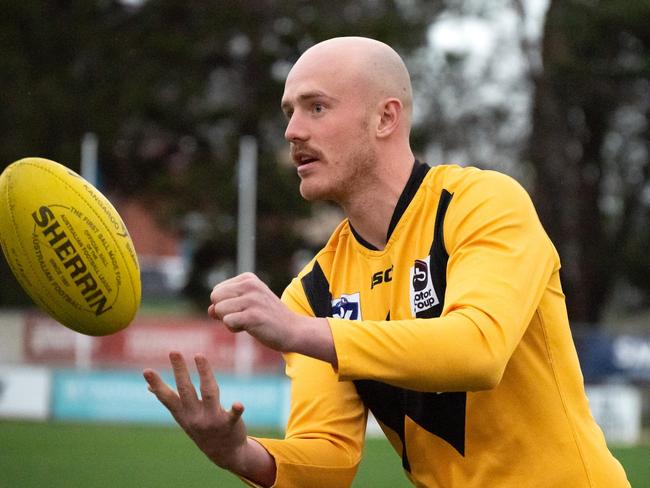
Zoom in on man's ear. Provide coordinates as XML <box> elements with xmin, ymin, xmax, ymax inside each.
<box><xmin>376</xmin><ymin>98</ymin><xmax>402</xmax><ymax>139</ymax></box>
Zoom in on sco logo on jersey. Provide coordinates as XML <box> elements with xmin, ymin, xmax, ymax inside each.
<box><xmin>410</xmin><ymin>256</ymin><xmax>439</xmax><ymax>316</ymax></box>
<box><xmin>371</xmin><ymin>265</ymin><xmax>393</xmax><ymax>289</ymax></box>
<box><xmin>331</xmin><ymin>293</ymin><xmax>362</xmax><ymax>320</ymax></box>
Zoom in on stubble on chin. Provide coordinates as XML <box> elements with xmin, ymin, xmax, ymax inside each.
<box><xmin>298</xmin><ymin>175</ymin><xmax>326</xmax><ymax>202</ymax></box>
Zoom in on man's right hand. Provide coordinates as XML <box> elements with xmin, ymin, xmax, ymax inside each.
<box><xmin>143</xmin><ymin>351</ymin><xmax>276</xmax><ymax>486</ymax></box>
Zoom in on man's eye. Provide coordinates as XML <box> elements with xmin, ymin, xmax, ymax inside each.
<box><xmin>313</xmin><ymin>104</ymin><xmax>324</xmax><ymax>114</ymax></box>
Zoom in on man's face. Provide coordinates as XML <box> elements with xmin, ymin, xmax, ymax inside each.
<box><xmin>281</xmin><ymin>52</ymin><xmax>377</xmax><ymax>203</ymax></box>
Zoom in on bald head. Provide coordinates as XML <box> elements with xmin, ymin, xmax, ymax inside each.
<box><xmin>281</xmin><ymin>37</ymin><xmax>416</xmax><ymax>224</ymax></box>
<box><xmin>286</xmin><ymin>37</ymin><xmax>413</xmax><ymax>127</ymax></box>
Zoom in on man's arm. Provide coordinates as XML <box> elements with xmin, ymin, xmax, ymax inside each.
<box><xmin>250</xmin><ymin>349</ymin><xmax>367</xmax><ymax>487</ymax></box>
<box><xmin>207</xmin><ymin>172</ymin><xmax>557</xmax><ymax>394</ymax></box>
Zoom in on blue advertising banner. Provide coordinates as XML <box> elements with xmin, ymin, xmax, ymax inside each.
<box><xmin>574</xmin><ymin>328</ymin><xmax>650</xmax><ymax>383</ymax></box>
<box><xmin>52</xmin><ymin>369</ymin><xmax>290</xmax><ymax>428</ymax></box>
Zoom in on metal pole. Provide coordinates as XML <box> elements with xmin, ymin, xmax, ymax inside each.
<box><xmin>81</xmin><ymin>132</ymin><xmax>99</xmax><ymax>188</ymax></box>
<box><xmin>235</xmin><ymin>136</ymin><xmax>258</xmax><ymax>376</ymax></box>
<box><xmin>237</xmin><ymin>136</ymin><xmax>257</xmax><ymax>275</ymax></box>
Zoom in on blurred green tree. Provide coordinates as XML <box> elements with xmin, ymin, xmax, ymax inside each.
<box><xmin>528</xmin><ymin>0</ymin><xmax>650</xmax><ymax>323</ymax></box>
<box><xmin>0</xmin><ymin>0</ymin><xmax>441</xmax><ymax>307</ymax></box>
<box><xmin>411</xmin><ymin>0</ymin><xmax>650</xmax><ymax>325</ymax></box>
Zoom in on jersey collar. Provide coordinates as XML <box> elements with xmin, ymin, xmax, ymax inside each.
<box><xmin>350</xmin><ymin>160</ymin><xmax>430</xmax><ymax>251</ymax></box>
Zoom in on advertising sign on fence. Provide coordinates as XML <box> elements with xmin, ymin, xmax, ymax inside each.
<box><xmin>0</xmin><ymin>365</ymin><xmax>51</xmax><ymax>420</ymax></box>
<box><xmin>586</xmin><ymin>384</ymin><xmax>642</xmax><ymax>445</ymax></box>
<box><xmin>24</xmin><ymin>313</ymin><xmax>282</xmax><ymax>372</ymax></box>
<box><xmin>52</xmin><ymin>368</ymin><xmax>290</xmax><ymax>428</ymax></box>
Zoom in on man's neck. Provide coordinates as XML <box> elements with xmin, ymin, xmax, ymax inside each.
<box><xmin>345</xmin><ymin>201</ymin><xmax>396</xmax><ymax>251</ymax></box>
<box><xmin>342</xmin><ymin>157</ymin><xmax>414</xmax><ymax>251</ymax></box>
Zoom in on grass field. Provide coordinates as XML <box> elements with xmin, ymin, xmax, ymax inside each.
<box><xmin>0</xmin><ymin>421</ymin><xmax>647</xmax><ymax>487</ymax></box>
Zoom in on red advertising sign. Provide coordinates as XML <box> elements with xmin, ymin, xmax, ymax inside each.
<box><xmin>24</xmin><ymin>313</ymin><xmax>283</xmax><ymax>372</ymax></box>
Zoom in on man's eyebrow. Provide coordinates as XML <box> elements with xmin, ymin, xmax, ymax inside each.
<box><xmin>281</xmin><ymin>91</ymin><xmax>338</xmax><ymax>112</ymax></box>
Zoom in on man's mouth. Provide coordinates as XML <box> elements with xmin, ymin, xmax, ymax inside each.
<box><xmin>298</xmin><ymin>156</ymin><xmax>317</xmax><ymax>166</ymax></box>
<box><xmin>292</xmin><ymin>150</ymin><xmax>320</xmax><ymax>167</ymax></box>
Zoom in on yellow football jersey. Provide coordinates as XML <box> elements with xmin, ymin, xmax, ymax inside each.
<box><xmin>252</xmin><ymin>162</ymin><xmax>630</xmax><ymax>487</ymax></box>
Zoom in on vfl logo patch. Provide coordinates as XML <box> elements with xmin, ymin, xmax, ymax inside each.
<box><xmin>331</xmin><ymin>293</ymin><xmax>362</xmax><ymax>320</ymax></box>
<box><xmin>409</xmin><ymin>256</ymin><xmax>439</xmax><ymax>316</ymax></box>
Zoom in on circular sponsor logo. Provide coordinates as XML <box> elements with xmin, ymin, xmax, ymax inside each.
<box><xmin>412</xmin><ymin>259</ymin><xmax>429</xmax><ymax>292</ymax></box>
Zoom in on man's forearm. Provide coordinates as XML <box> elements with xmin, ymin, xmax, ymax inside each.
<box><xmin>290</xmin><ymin>317</ymin><xmax>338</xmax><ymax>368</ymax></box>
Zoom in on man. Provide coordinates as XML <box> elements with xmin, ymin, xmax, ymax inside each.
<box><xmin>144</xmin><ymin>37</ymin><xmax>630</xmax><ymax>487</ymax></box>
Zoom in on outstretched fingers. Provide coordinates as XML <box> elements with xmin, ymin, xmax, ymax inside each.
<box><xmin>145</xmin><ymin>351</ymin><xmax>256</xmax><ymax>474</ymax></box>
<box><xmin>170</xmin><ymin>351</ymin><xmax>200</xmax><ymax>415</ymax></box>
<box><xmin>143</xmin><ymin>368</ymin><xmax>183</xmax><ymax>422</ymax></box>
<box><xmin>194</xmin><ymin>353</ymin><xmax>221</xmax><ymax>412</ymax></box>
<box><xmin>195</xmin><ymin>355</ymin><xmax>246</xmax><ymax>424</ymax></box>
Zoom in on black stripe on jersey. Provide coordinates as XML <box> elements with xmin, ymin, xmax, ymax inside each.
<box><xmin>386</xmin><ymin>161</ymin><xmax>430</xmax><ymax>240</ymax></box>
<box><xmin>355</xmin><ymin>189</ymin><xmax>468</xmax><ymax>472</ymax></box>
<box><xmin>301</xmin><ymin>261</ymin><xmax>332</xmax><ymax>317</ymax></box>
<box><xmin>416</xmin><ymin>188</ymin><xmax>453</xmax><ymax>319</ymax></box>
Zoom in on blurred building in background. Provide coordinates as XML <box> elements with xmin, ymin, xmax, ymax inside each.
<box><xmin>115</xmin><ymin>198</ymin><xmax>188</xmax><ymax>298</ymax></box>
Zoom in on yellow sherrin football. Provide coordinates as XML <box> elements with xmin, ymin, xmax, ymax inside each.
<box><xmin>0</xmin><ymin>157</ymin><xmax>141</xmax><ymax>335</ymax></box>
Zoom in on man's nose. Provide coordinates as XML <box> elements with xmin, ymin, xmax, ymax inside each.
<box><xmin>284</xmin><ymin>113</ymin><xmax>309</xmax><ymax>142</ymax></box>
